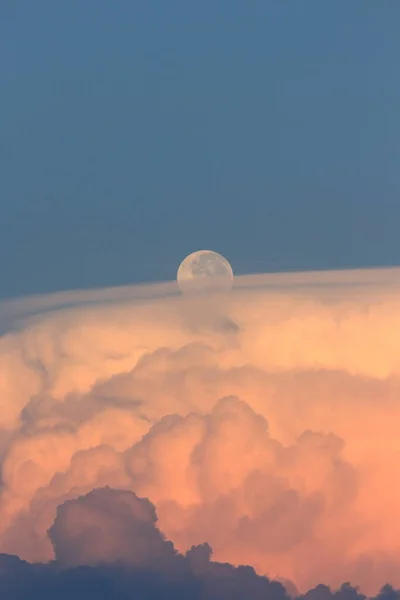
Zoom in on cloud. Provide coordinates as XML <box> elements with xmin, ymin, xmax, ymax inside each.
<box><xmin>0</xmin><ymin>487</ymin><xmax>399</xmax><ymax>600</ymax></box>
<box><xmin>0</xmin><ymin>488</ymin><xmax>293</xmax><ymax>600</ymax></box>
<box><xmin>49</xmin><ymin>486</ymin><xmax>176</xmax><ymax>568</ymax></box>
<box><xmin>0</xmin><ymin>269</ymin><xmax>400</xmax><ymax>594</ymax></box>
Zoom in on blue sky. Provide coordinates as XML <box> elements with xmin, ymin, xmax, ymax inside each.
<box><xmin>1</xmin><ymin>1</ymin><xmax>400</xmax><ymax>298</ymax></box>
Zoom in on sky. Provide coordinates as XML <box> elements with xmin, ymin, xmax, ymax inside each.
<box><xmin>1</xmin><ymin>1</ymin><xmax>400</xmax><ymax>299</ymax></box>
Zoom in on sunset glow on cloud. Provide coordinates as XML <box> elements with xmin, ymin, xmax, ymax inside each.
<box><xmin>1</xmin><ymin>268</ymin><xmax>400</xmax><ymax>597</ymax></box>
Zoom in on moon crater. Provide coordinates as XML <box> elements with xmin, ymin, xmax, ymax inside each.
<box><xmin>177</xmin><ymin>250</ymin><xmax>233</xmax><ymax>295</ymax></box>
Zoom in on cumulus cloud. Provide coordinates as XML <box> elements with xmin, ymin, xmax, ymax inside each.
<box><xmin>49</xmin><ymin>486</ymin><xmax>176</xmax><ymax>568</ymax></box>
<box><xmin>0</xmin><ymin>488</ymin><xmax>294</xmax><ymax>600</ymax></box>
<box><xmin>0</xmin><ymin>487</ymin><xmax>399</xmax><ymax>600</ymax></box>
<box><xmin>0</xmin><ymin>268</ymin><xmax>400</xmax><ymax>595</ymax></box>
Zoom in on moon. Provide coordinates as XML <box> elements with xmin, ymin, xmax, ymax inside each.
<box><xmin>177</xmin><ymin>250</ymin><xmax>234</xmax><ymax>295</ymax></box>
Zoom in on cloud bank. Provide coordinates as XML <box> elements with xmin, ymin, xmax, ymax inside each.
<box><xmin>0</xmin><ymin>268</ymin><xmax>400</xmax><ymax>596</ymax></box>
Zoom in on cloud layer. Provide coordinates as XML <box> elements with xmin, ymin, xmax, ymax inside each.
<box><xmin>0</xmin><ymin>268</ymin><xmax>400</xmax><ymax>595</ymax></box>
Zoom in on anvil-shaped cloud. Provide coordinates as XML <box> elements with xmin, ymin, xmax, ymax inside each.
<box><xmin>1</xmin><ymin>268</ymin><xmax>400</xmax><ymax>596</ymax></box>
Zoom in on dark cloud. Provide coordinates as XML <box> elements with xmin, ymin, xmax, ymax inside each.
<box><xmin>0</xmin><ymin>488</ymin><xmax>398</xmax><ymax>600</ymax></box>
<box><xmin>48</xmin><ymin>486</ymin><xmax>176</xmax><ymax>569</ymax></box>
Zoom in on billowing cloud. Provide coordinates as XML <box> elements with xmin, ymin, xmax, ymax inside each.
<box><xmin>0</xmin><ymin>487</ymin><xmax>399</xmax><ymax>600</ymax></box>
<box><xmin>49</xmin><ymin>486</ymin><xmax>176</xmax><ymax>568</ymax></box>
<box><xmin>0</xmin><ymin>268</ymin><xmax>400</xmax><ymax>596</ymax></box>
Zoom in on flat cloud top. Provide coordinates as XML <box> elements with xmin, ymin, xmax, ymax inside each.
<box><xmin>2</xmin><ymin>265</ymin><xmax>400</xmax><ymax>327</ymax></box>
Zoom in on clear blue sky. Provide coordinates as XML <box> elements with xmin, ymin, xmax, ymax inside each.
<box><xmin>1</xmin><ymin>1</ymin><xmax>400</xmax><ymax>298</ymax></box>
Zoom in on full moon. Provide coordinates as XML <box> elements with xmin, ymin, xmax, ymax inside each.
<box><xmin>177</xmin><ymin>250</ymin><xmax>234</xmax><ymax>295</ymax></box>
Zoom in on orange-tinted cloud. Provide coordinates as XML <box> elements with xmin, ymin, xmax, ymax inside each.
<box><xmin>1</xmin><ymin>269</ymin><xmax>400</xmax><ymax>594</ymax></box>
